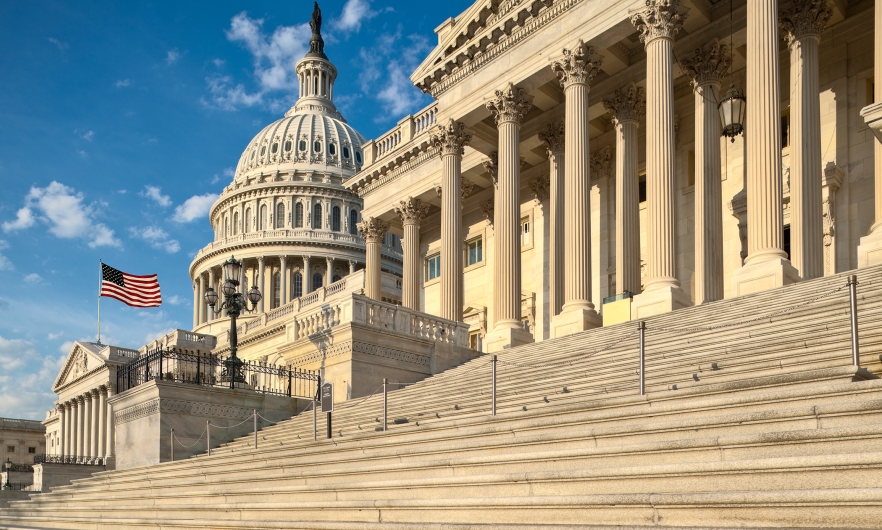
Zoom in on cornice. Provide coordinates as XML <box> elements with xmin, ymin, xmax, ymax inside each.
<box><xmin>351</xmin><ymin>144</ymin><xmax>439</xmax><ymax>198</ymax></box>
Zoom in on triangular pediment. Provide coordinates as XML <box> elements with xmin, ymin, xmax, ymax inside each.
<box><xmin>52</xmin><ymin>341</ymin><xmax>109</xmax><ymax>392</ymax></box>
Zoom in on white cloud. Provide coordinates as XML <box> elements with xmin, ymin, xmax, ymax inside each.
<box><xmin>74</xmin><ymin>129</ymin><xmax>95</xmax><ymax>141</ymax></box>
<box><xmin>23</xmin><ymin>273</ymin><xmax>43</xmax><ymax>284</ymax></box>
<box><xmin>115</xmin><ymin>79</ymin><xmax>131</xmax><ymax>87</ymax></box>
<box><xmin>2</xmin><ymin>207</ymin><xmax>35</xmax><ymax>232</ymax></box>
<box><xmin>2</xmin><ymin>181</ymin><xmax>121</xmax><ymax>248</ymax></box>
<box><xmin>0</xmin><ymin>254</ymin><xmax>12</xmax><ymax>271</ymax></box>
<box><xmin>355</xmin><ymin>32</ymin><xmax>432</xmax><ymax>122</ymax></box>
<box><xmin>139</xmin><ymin>185</ymin><xmax>172</xmax><ymax>207</ymax></box>
<box><xmin>212</xmin><ymin>58</ymin><xmax>225</xmax><ymax>67</ymax></box>
<box><xmin>166</xmin><ymin>49</ymin><xmax>180</xmax><ymax>65</ymax></box>
<box><xmin>47</xmin><ymin>332</ymin><xmax>62</xmax><ymax>340</ymax></box>
<box><xmin>59</xmin><ymin>341</ymin><xmax>74</xmax><ymax>354</ymax></box>
<box><xmin>0</xmin><ymin>335</ymin><xmax>39</xmax><ymax>371</ymax></box>
<box><xmin>128</xmin><ymin>226</ymin><xmax>180</xmax><ymax>253</ymax></box>
<box><xmin>333</xmin><ymin>0</ymin><xmax>379</xmax><ymax>32</ymax></box>
<box><xmin>205</xmin><ymin>13</ymin><xmax>310</xmax><ymax>110</ymax></box>
<box><xmin>48</xmin><ymin>37</ymin><xmax>69</xmax><ymax>50</ymax></box>
<box><xmin>166</xmin><ymin>295</ymin><xmax>182</xmax><ymax>305</ymax></box>
<box><xmin>76</xmin><ymin>149</ymin><xmax>88</xmax><ymax>158</ymax></box>
<box><xmin>173</xmin><ymin>193</ymin><xmax>219</xmax><ymax>223</ymax></box>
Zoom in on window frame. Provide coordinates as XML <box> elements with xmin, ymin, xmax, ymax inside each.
<box><xmin>465</xmin><ymin>236</ymin><xmax>483</xmax><ymax>267</ymax></box>
<box><xmin>425</xmin><ymin>253</ymin><xmax>441</xmax><ymax>283</ymax></box>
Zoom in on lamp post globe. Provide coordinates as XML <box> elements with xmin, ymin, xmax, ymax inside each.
<box><xmin>718</xmin><ymin>83</ymin><xmax>746</xmax><ymax>142</ymax></box>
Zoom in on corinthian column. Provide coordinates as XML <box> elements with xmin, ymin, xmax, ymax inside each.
<box><xmin>430</xmin><ymin>120</ymin><xmax>471</xmax><ymax>321</ymax></box>
<box><xmin>395</xmin><ymin>197</ymin><xmax>431</xmax><ymax>311</ymax></box>
<box><xmin>484</xmin><ymin>83</ymin><xmax>535</xmax><ymax>351</ymax></box>
<box><xmin>358</xmin><ymin>217</ymin><xmax>388</xmax><ymax>300</ymax></box>
<box><xmin>780</xmin><ymin>1</ymin><xmax>831</xmax><ymax>280</ymax></box>
<box><xmin>82</xmin><ymin>393</ymin><xmax>91</xmax><ymax>459</ymax></box>
<box><xmin>207</xmin><ymin>268</ymin><xmax>216</xmax><ymax>321</ymax></box>
<box><xmin>57</xmin><ymin>405</ymin><xmax>66</xmax><ymax>456</ymax></box>
<box><xmin>732</xmin><ymin>0</ymin><xmax>800</xmax><ymax>293</ymax></box>
<box><xmin>538</xmin><ymin>122</ymin><xmax>565</xmax><ymax>317</ymax></box>
<box><xmin>604</xmin><ymin>83</ymin><xmax>645</xmax><ymax>297</ymax></box>
<box><xmin>547</xmin><ymin>40</ymin><xmax>603</xmax><ymax>337</ymax></box>
<box><xmin>97</xmin><ymin>387</ymin><xmax>107</xmax><ymax>458</ymax></box>
<box><xmin>630</xmin><ymin>0</ymin><xmax>692</xmax><ymax>316</ymax></box>
<box><xmin>76</xmin><ymin>396</ymin><xmax>85</xmax><ymax>458</ymax></box>
<box><xmin>257</xmin><ymin>257</ymin><xmax>265</xmax><ymax>312</ymax></box>
<box><xmin>89</xmin><ymin>390</ymin><xmax>99</xmax><ymax>459</ymax></box>
<box><xmin>279</xmin><ymin>256</ymin><xmax>288</xmax><ymax>305</ymax></box>
<box><xmin>192</xmin><ymin>281</ymin><xmax>199</xmax><ymax>329</ymax></box>
<box><xmin>859</xmin><ymin>0</ymin><xmax>882</xmax><ymax>266</ymax></box>
<box><xmin>680</xmin><ymin>41</ymin><xmax>731</xmax><ymax>303</ymax></box>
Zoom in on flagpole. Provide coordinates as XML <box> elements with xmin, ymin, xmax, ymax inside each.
<box><xmin>98</xmin><ymin>259</ymin><xmax>102</xmax><ymax>345</ymax></box>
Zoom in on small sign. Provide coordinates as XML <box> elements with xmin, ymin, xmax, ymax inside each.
<box><xmin>320</xmin><ymin>382</ymin><xmax>334</xmax><ymax>413</ymax></box>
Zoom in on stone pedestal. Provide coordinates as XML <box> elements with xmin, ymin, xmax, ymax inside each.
<box><xmin>485</xmin><ymin>326</ymin><xmax>535</xmax><ymax>352</ymax></box>
<box><xmin>551</xmin><ymin>308</ymin><xmax>603</xmax><ymax>338</ymax></box>
<box><xmin>631</xmin><ymin>285</ymin><xmax>692</xmax><ymax>319</ymax></box>
<box><xmin>33</xmin><ymin>463</ymin><xmax>105</xmax><ymax>493</ymax></box>
<box><xmin>858</xmin><ymin>102</ymin><xmax>882</xmax><ymax>267</ymax></box>
<box><xmin>731</xmin><ymin>256</ymin><xmax>800</xmax><ymax>296</ymax></box>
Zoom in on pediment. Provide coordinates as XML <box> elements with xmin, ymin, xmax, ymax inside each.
<box><xmin>52</xmin><ymin>342</ymin><xmax>109</xmax><ymax>392</ymax></box>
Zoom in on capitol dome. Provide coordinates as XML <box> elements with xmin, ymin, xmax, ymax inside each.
<box><xmin>189</xmin><ymin>3</ymin><xmax>402</xmax><ymax>335</ymax></box>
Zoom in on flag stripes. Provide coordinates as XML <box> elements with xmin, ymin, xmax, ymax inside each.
<box><xmin>100</xmin><ymin>263</ymin><xmax>162</xmax><ymax>308</ymax></box>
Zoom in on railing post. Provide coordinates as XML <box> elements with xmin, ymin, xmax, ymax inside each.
<box><xmin>491</xmin><ymin>355</ymin><xmax>497</xmax><ymax>416</ymax></box>
<box><xmin>196</xmin><ymin>355</ymin><xmax>201</xmax><ymax>385</ymax></box>
<box><xmin>206</xmin><ymin>421</ymin><xmax>210</xmax><ymax>456</ymax></box>
<box><xmin>254</xmin><ymin>409</ymin><xmax>258</xmax><ymax>450</ymax></box>
<box><xmin>848</xmin><ymin>275</ymin><xmax>861</xmax><ymax>368</ymax></box>
<box><xmin>382</xmin><ymin>378</ymin><xmax>388</xmax><ymax>432</ymax></box>
<box><xmin>159</xmin><ymin>349</ymin><xmax>163</xmax><ymax>381</ymax></box>
<box><xmin>170</xmin><ymin>429</ymin><xmax>174</xmax><ymax>462</ymax></box>
<box><xmin>638</xmin><ymin>321</ymin><xmax>646</xmax><ymax>396</ymax></box>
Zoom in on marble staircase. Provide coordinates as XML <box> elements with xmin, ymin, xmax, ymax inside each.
<box><xmin>2</xmin><ymin>266</ymin><xmax>882</xmax><ymax>529</ymax></box>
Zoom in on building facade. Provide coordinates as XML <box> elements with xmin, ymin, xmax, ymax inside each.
<box><xmin>347</xmin><ymin>0</ymin><xmax>880</xmax><ymax>351</ymax></box>
<box><xmin>0</xmin><ymin>417</ymin><xmax>45</xmax><ymax>467</ymax></box>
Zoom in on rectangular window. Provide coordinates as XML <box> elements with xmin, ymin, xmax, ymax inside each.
<box><xmin>468</xmin><ymin>331</ymin><xmax>482</xmax><ymax>352</ymax></box>
<box><xmin>638</xmin><ymin>174</ymin><xmax>647</xmax><ymax>203</ymax></box>
<box><xmin>521</xmin><ymin>316</ymin><xmax>531</xmax><ymax>334</ymax></box>
<box><xmin>6</xmin><ymin>446</ymin><xmax>14</xmax><ymax>453</ymax></box>
<box><xmin>28</xmin><ymin>447</ymin><xmax>36</xmax><ymax>454</ymax></box>
<box><xmin>521</xmin><ymin>217</ymin><xmax>531</xmax><ymax>246</ymax></box>
<box><xmin>687</xmin><ymin>150</ymin><xmax>695</xmax><ymax>187</ymax></box>
<box><xmin>466</xmin><ymin>237</ymin><xmax>483</xmax><ymax>266</ymax></box>
<box><xmin>426</xmin><ymin>254</ymin><xmax>441</xmax><ymax>281</ymax></box>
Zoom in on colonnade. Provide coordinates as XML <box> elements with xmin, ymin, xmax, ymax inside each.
<box><xmin>193</xmin><ymin>255</ymin><xmax>360</xmax><ymax>327</ymax></box>
<box><xmin>56</xmin><ymin>386</ymin><xmax>113</xmax><ymax>460</ymax></box>
<box><xmin>358</xmin><ymin>0</ymin><xmax>857</xmax><ymax>340</ymax></box>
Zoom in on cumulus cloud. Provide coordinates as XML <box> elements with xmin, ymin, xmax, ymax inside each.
<box><xmin>166</xmin><ymin>295</ymin><xmax>182</xmax><ymax>305</ymax></box>
<box><xmin>173</xmin><ymin>193</ymin><xmax>219</xmax><ymax>223</ymax></box>
<box><xmin>139</xmin><ymin>185</ymin><xmax>172</xmax><ymax>207</ymax></box>
<box><xmin>333</xmin><ymin>0</ymin><xmax>380</xmax><ymax>32</ymax></box>
<box><xmin>166</xmin><ymin>49</ymin><xmax>181</xmax><ymax>65</ymax></box>
<box><xmin>0</xmin><ymin>335</ymin><xmax>39</xmax><ymax>371</ymax></box>
<box><xmin>0</xmin><ymin>254</ymin><xmax>12</xmax><ymax>271</ymax></box>
<box><xmin>356</xmin><ymin>31</ymin><xmax>433</xmax><ymax>122</ymax></box>
<box><xmin>115</xmin><ymin>79</ymin><xmax>131</xmax><ymax>87</ymax></box>
<box><xmin>0</xmin><ymin>336</ymin><xmax>65</xmax><ymax>419</ymax></box>
<box><xmin>128</xmin><ymin>226</ymin><xmax>180</xmax><ymax>253</ymax></box>
<box><xmin>204</xmin><ymin>13</ymin><xmax>310</xmax><ymax>110</ymax></box>
<box><xmin>1</xmin><ymin>182</ymin><xmax>120</xmax><ymax>247</ymax></box>
<box><xmin>23</xmin><ymin>273</ymin><xmax>43</xmax><ymax>284</ymax></box>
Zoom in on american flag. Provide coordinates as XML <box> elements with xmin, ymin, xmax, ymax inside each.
<box><xmin>100</xmin><ymin>263</ymin><xmax>162</xmax><ymax>307</ymax></box>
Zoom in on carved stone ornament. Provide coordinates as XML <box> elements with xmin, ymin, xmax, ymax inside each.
<box><xmin>590</xmin><ymin>146</ymin><xmax>613</xmax><ymax>180</ymax></box>
<box><xmin>357</xmin><ymin>216</ymin><xmax>389</xmax><ymax>243</ymax></box>
<box><xmin>430</xmin><ymin>119</ymin><xmax>471</xmax><ymax>157</ymax></box>
<box><xmin>679</xmin><ymin>41</ymin><xmax>731</xmax><ymax>86</ymax></box>
<box><xmin>538</xmin><ymin>121</ymin><xmax>565</xmax><ymax>155</ymax></box>
<box><xmin>630</xmin><ymin>0</ymin><xmax>686</xmax><ymax>45</ymax></box>
<box><xmin>779</xmin><ymin>0</ymin><xmax>832</xmax><ymax>45</ymax></box>
<box><xmin>550</xmin><ymin>39</ymin><xmax>604</xmax><ymax>89</ymax></box>
<box><xmin>480</xmin><ymin>199</ymin><xmax>495</xmax><ymax>224</ymax></box>
<box><xmin>483</xmin><ymin>151</ymin><xmax>499</xmax><ymax>187</ymax></box>
<box><xmin>461</xmin><ymin>179</ymin><xmax>476</xmax><ymax>200</ymax></box>
<box><xmin>394</xmin><ymin>197</ymin><xmax>430</xmax><ymax>227</ymax></box>
<box><xmin>485</xmin><ymin>83</ymin><xmax>533</xmax><ymax>126</ymax></box>
<box><xmin>529</xmin><ymin>175</ymin><xmax>550</xmax><ymax>203</ymax></box>
<box><xmin>603</xmin><ymin>83</ymin><xmax>646</xmax><ymax>124</ymax></box>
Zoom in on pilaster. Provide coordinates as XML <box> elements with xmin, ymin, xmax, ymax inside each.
<box><xmin>395</xmin><ymin>197</ymin><xmax>430</xmax><ymax>311</ymax></box>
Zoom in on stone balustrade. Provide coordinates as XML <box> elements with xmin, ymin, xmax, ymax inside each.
<box><xmin>361</xmin><ymin>102</ymin><xmax>438</xmax><ymax>167</ymax></box>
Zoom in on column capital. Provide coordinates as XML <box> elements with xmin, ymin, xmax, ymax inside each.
<box><xmin>481</xmin><ymin>199</ymin><xmax>494</xmax><ymax>224</ymax></box>
<box><xmin>538</xmin><ymin>121</ymin><xmax>565</xmax><ymax>156</ymax></box>
<box><xmin>590</xmin><ymin>146</ymin><xmax>613</xmax><ymax>181</ymax></box>
<box><xmin>279</xmin><ymin>255</ymin><xmax>287</xmax><ymax>264</ymax></box>
<box><xmin>630</xmin><ymin>0</ymin><xmax>686</xmax><ymax>45</ymax></box>
<box><xmin>551</xmin><ymin>40</ymin><xmax>603</xmax><ymax>89</ymax></box>
<box><xmin>482</xmin><ymin>152</ymin><xmax>499</xmax><ymax>186</ymax></box>
<box><xmin>357</xmin><ymin>217</ymin><xmax>389</xmax><ymax>243</ymax></box>
<box><xmin>679</xmin><ymin>41</ymin><xmax>731</xmax><ymax>86</ymax></box>
<box><xmin>395</xmin><ymin>197</ymin><xmax>430</xmax><ymax>227</ymax></box>
<box><xmin>529</xmin><ymin>175</ymin><xmax>550</xmax><ymax>203</ymax></box>
<box><xmin>486</xmin><ymin>83</ymin><xmax>533</xmax><ymax>126</ymax></box>
<box><xmin>603</xmin><ymin>83</ymin><xmax>646</xmax><ymax>124</ymax></box>
<box><xmin>258</xmin><ymin>255</ymin><xmax>265</xmax><ymax>264</ymax></box>
<box><xmin>431</xmin><ymin>119</ymin><xmax>471</xmax><ymax>157</ymax></box>
<box><xmin>779</xmin><ymin>0</ymin><xmax>832</xmax><ymax>45</ymax></box>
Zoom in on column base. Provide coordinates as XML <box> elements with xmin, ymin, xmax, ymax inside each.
<box><xmin>631</xmin><ymin>286</ymin><xmax>692</xmax><ymax>319</ymax></box>
<box><xmin>485</xmin><ymin>326</ymin><xmax>534</xmax><ymax>353</ymax></box>
<box><xmin>731</xmin><ymin>257</ymin><xmax>800</xmax><ymax>296</ymax></box>
<box><xmin>551</xmin><ymin>306</ymin><xmax>602</xmax><ymax>338</ymax></box>
<box><xmin>857</xmin><ymin>230</ymin><xmax>882</xmax><ymax>268</ymax></box>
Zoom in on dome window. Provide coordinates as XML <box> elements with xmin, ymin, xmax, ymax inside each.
<box><xmin>299</xmin><ymin>140</ymin><xmax>307</xmax><ymax>151</ymax></box>
<box><xmin>329</xmin><ymin>143</ymin><xmax>336</xmax><ymax>156</ymax></box>
<box><xmin>251</xmin><ymin>150</ymin><xmax>255</xmax><ymax>160</ymax></box>
<box><xmin>271</xmin><ymin>142</ymin><xmax>278</xmax><ymax>154</ymax></box>
<box><xmin>314</xmin><ymin>140</ymin><xmax>322</xmax><ymax>152</ymax></box>
<box><xmin>355</xmin><ymin>151</ymin><xmax>362</xmax><ymax>164</ymax></box>
<box><xmin>285</xmin><ymin>140</ymin><xmax>292</xmax><ymax>151</ymax></box>
<box><xmin>343</xmin><ymin>147</ymin><xmax>350</xmax><ymax>159</ymax></box>
<box><xmin>260</xmin><ymin>146</ymin><xmax>266</xmax><ymax>156</ymax></box>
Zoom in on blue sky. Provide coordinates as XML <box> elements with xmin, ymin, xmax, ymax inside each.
<box><xmin>0</xmin><ymin>0</ymin><xmax>472</xmax><ymax>419</ymax></box>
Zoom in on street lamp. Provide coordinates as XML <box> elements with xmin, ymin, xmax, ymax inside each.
<box><xmin>203</xmin><ymin>256</ymin><xmax>262</xmax><ymax>388</ymax></box>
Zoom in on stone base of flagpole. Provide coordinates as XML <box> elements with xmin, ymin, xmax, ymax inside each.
<box><xmin>550</xmin><ymin>307</ymin><xmax>602</xmax><ymax>338</ymax></box>
<box><xmin>631</xmin><ymin>285</ymin><xmax>692</xmax><ymax>319</ymax></box>
<box><xmin>485</xmin><ymin>326</ymin><xmax>534</xmax><ymax>353</ymax></box>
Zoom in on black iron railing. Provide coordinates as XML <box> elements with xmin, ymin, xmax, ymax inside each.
<box><xmin>3</xmin><ymin>463</ymin><xmax>33</xmax><ymax>473</ymax></box>
<box><xmin>32</xmin><ymin>454</ymin><xmax>106</xmax><ymax>466</ymax></box>
<box><xmin>1</xmin><ymin>482</ymin><xmax>31</xmax><ymax>491</ymax></box>
<box><xmin>115</xmin><ymin>349</ymin><xmax>319</xmax><ymax>399</ymax></box>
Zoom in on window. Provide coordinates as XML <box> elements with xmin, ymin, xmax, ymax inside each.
<box><xmin>332</xmin><ymin>206</ymin><xmax>341</xmax><ymax>232</ymax></box>
<box><xmin>28</xmin><ymin>447</ymin><xmax>35</xmax><ymax>454</ymax></box>
<box><xmin>468</xmin><ymin>331</ymin><xmax>482</xmax><ymax>352</ymax></box>
<box><xmin>426</xmin><ymin>254</ymin><xmax>441</xmax><ymax>281</ymax></box>
<box><xmin>271</xmin><ymin>142</ymin><xmax>278</xmax><ymax>154</ymax></box>
<box><xmin>259</xmin><ymin>205</ymin><xmax>267</xmax><ymax>230</ymax></box>
<box><xmin>293</xmin><ymin>272</ymin><xmax>303</xmax><ymax>299</ymax></box>
<box><xmin>349</xmin><ymin>209</ymin><xmax>358</xmax><ymax>235</ymax></box>
<box><xmin>639</xmin><ymin>174</ymin><xmax>647</xmax><ymax>203</ymax></box>
<box><xmin>285</xmin><ymin>140</ymin><xmax>292</xmax><ymax>152</ymax></box>
<box><xmin>687</xmin><ymin>150</ymin><xmax>695</xmax><ymax>187</ymax></box>
<box><xmin>273</xmin><ymin>272</ymin><xmax>280</xmax><ymax>308</ymax></box>
<box><xmin>313</xmin><ymin>203</ymin><xmax>323</xmax><ymax>229</ymax></box>
<box><xmin>343</xmin><ymin>146</ymin><xmax>350</xmax><ymax>159</ymax></box>
<box><xmin>251</xmin><ymin>150</ymin><xmax>255</xmax><ymax>160</ymax></box>
<box><xmin>314</xmin><ymin>140</ymin><xmax>322</xmax><ymax>152</ymax></box>
<box><xmin>466</xmin><ymin>237</ymin><xmax>483</xmax><ymax>266</ymax></box>
<box><xmin>355</xmin><ymin>150</ymin><xmax>362</xmax><ymax>164</ymax></box>
<box><xmin>245</xmin><ymin>208</ymin><xmax>252</xmax><ymax>233</ymax></box>
<box><xmin>275</xmin><ymin>203</ymin><xmax>285</xmax><ymax>229</ymax></box>
<box><xmin>7</xmin><ymin>446</ymin><xmax>14</xmax><ymax>453</ymax></box>
<box><xmin>260</xmin><ymin>145</ymin><xmax>266</xmax><ymax>156</ymax></box>
<box><xmin>329</xmin><ymin>143</ymin><xmax>337</xmax><ymax>156</ymax></box>
<box><xmin>299</xmin><ymin>140</ymin><xmax>307</xmax><ymax>151</ymax></box>
<box><xmin>312</xmin><ymin>273</ymin><xmax>323</xmax><ymax>291</ymax></box>
<box><xmin>233</xmin><ymin>212</ymin><xmax>239</xmax><ymax>235</ymax></box>
<box><xmin>294</xmin><ymin>203</ymin><xmax>303</xmax><ymax>228</ymax></box>
<box><xmin>521</xmin><ymin>217</ymin><xmax>531</xmax><ymax>246</ymax></box>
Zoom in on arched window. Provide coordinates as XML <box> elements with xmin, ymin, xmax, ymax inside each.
<box><xmin>355</xmin><ymin>151</ymin><xmax>362</xmax><ymax>164</ymax></box>
<box><xmin>233</xmin><ymin>212</ymin><xmax>239</xmax><ymax>235</ymax></box>
<box><xmin>294</xmin><ymin>203</ymin><xmax>303</xmax><ymax>228</ymax></box>
<box><xmin>245</xmin><ymin>208</ymin><xmax>252</xmax><ymax>233</ymax></box>
<box><xmin>313</xmin><ymin>203</ymin><xmax>322</xmax><ymax>229</ymax></box>
<box><xmin>349</xmin><ymin>209</ymin><xmax>358</xmax><ymax>235</ymax></box>
<box><xmin>312</xmin><ymin>273</ymin><xmax>323</xmax><ymax>291</ymax></box>
<box><xmin>275</xmin><ymin>203</ymin><xmax>285</xmax><ymax>229</ymax></box>
<box><xmin>329</xmin><ymin>143</ymin><xmax>337</xmax><ymax>156</ymax></box>
<box><xmin>272</xmin><ymin>272</ymin><xmax>280</xmax><ymax>309</ymax></box>
<box><xmin>224</xmin><ymin>215</ymin><xmax>229</xmax><ymax>238</ymax></box>
<box><xmin>343</xmin><ymin>146</ymin><xmax>350</xmax><ymax>159</ymax></box>
<box><xmin>259</xmin><ymin>205</ymin><xmax>267</xmax><ymax>230</ymax></box>
<box><xmin>332</xmin><ymin>206</ymin><xmax>341</xmax><ymax>232</ymax></box>
<box><xmin>293</xmin><ymin>272</ymin><xmax>303</xmax><ymax>298</ymax></box>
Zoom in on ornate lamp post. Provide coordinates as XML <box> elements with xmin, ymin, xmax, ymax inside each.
<box><xmin>718</xmin><ymin>0</ymin><xmax>746</xmax><ymax>142</ymax></box>
<box><xmin>203</xmin><ymin>256</ymin><xmax>262</xmax><ymax>388</ymax></box>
